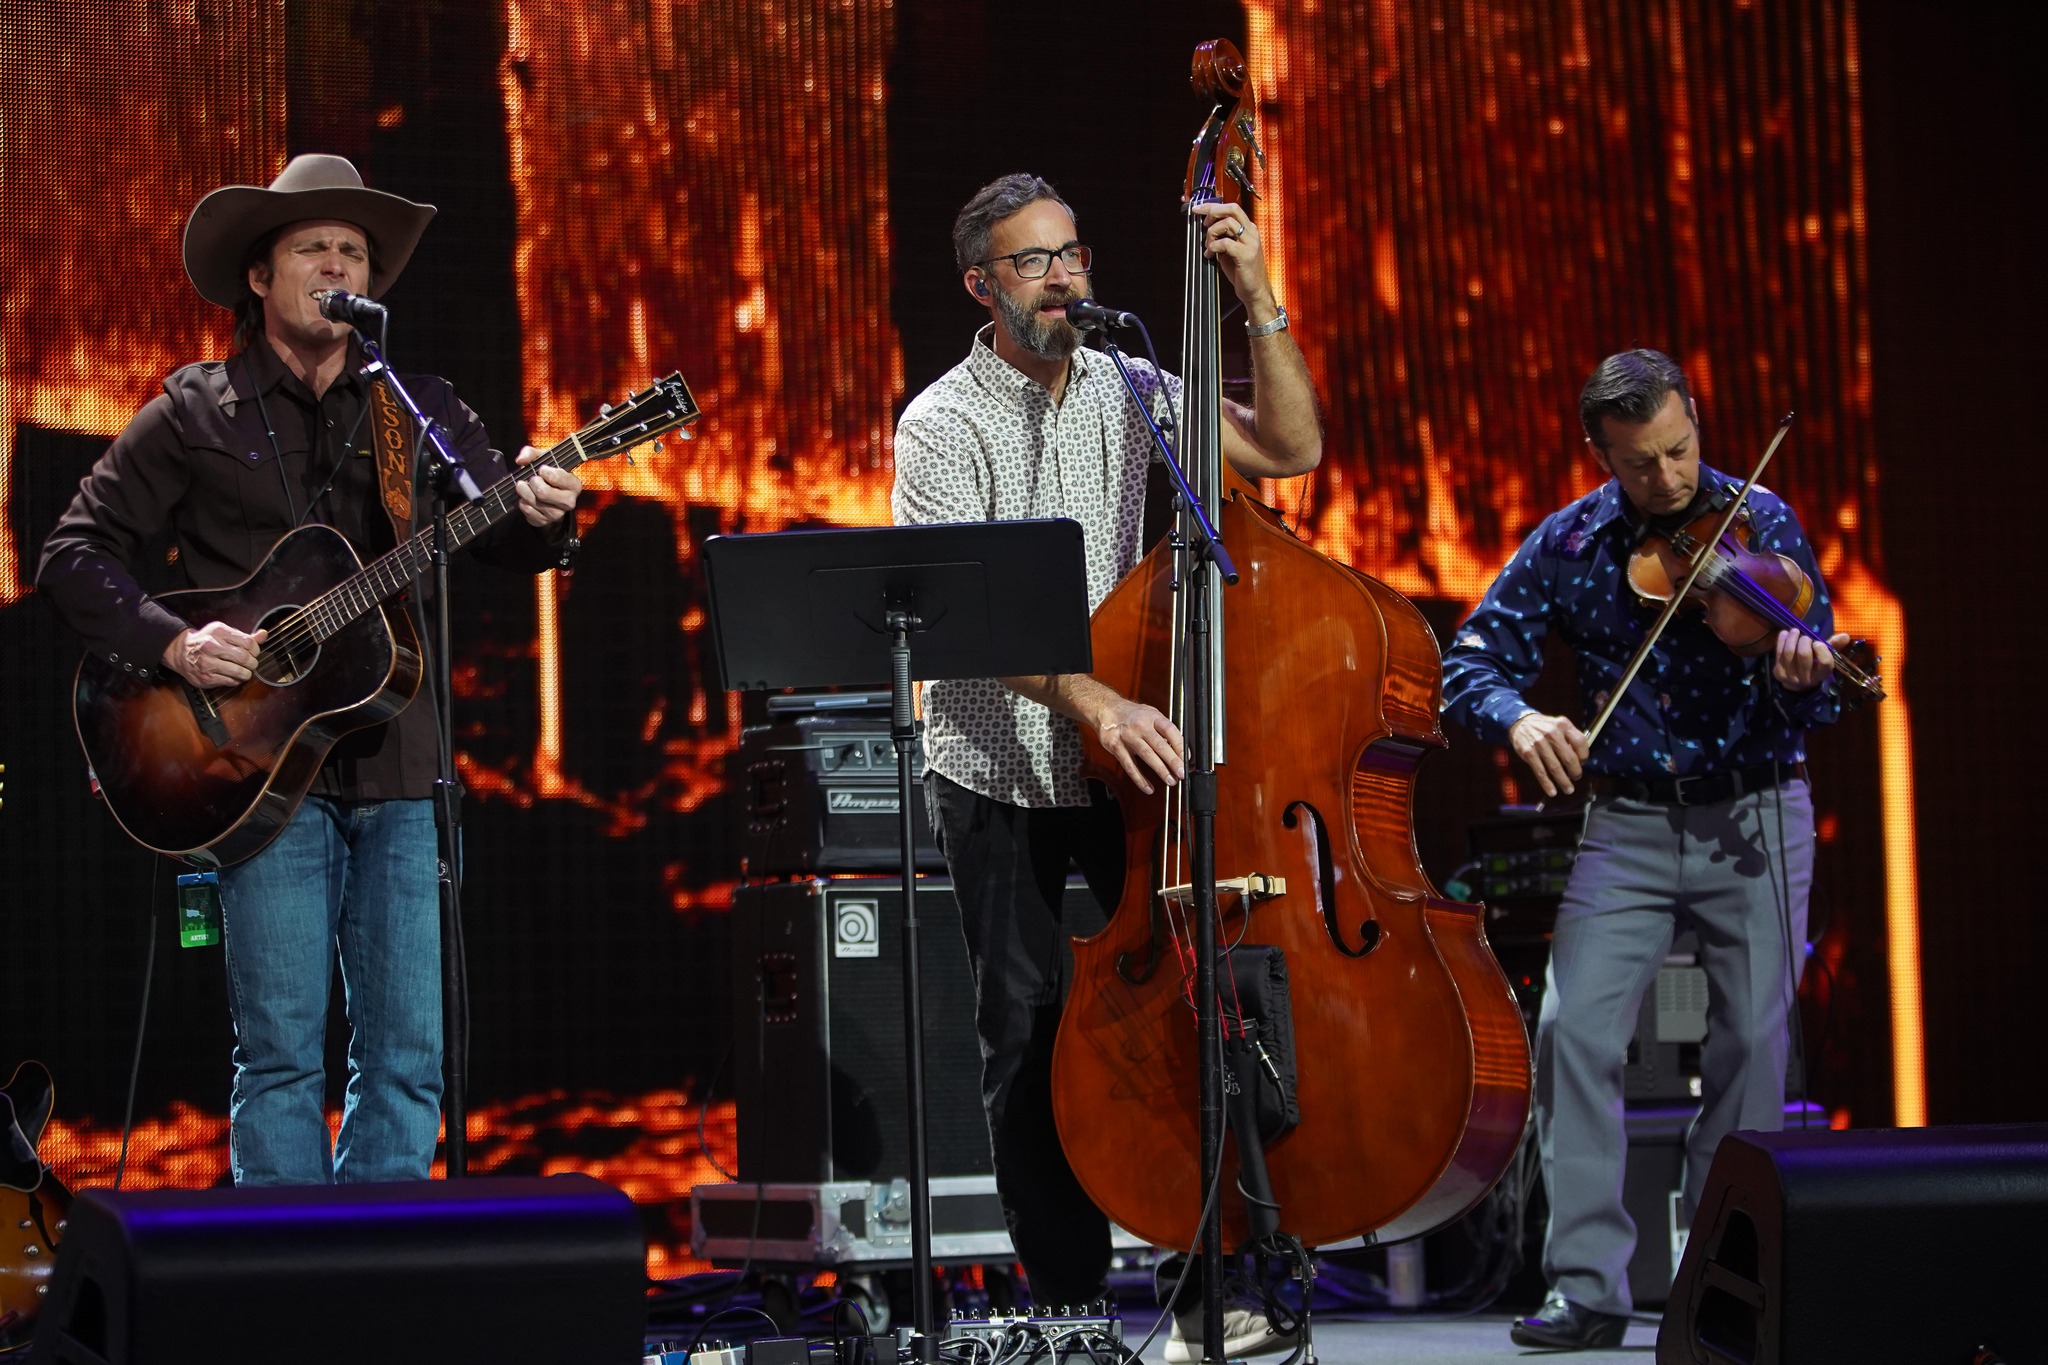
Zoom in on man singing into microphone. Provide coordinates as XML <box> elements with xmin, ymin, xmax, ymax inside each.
<box><xmin>891</xmin><ymin>174</ymin><xmax>1320</xmax><ymax>1359</ymax></box>
<box><xmin>37</xmin><ymin>155</ymin><xmax>580</xmax><ymax>1185</ymax></box>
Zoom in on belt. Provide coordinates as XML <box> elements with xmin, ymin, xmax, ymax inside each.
<box><xmin>1592</xmin><ymin>760</ymin><xmax>1806</xmax><ymax>808</ymax></box>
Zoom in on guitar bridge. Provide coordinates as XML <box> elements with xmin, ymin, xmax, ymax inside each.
<box><xmin>182</xmin><ymin>682</ymin><xmax>231</xmax><ymax>748</ymax></box>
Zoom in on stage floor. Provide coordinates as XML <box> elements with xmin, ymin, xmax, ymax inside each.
<box><xmin>1118</xmin><ymin>1310</ymin><xmax>1661</xmax><ymax>1364</ymax></box>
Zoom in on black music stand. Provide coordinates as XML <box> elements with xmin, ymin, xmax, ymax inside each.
<box><xmin>701</xmin><ymin>519</ymin><xmax>1093</xmax><ymax>1362</ymax></box>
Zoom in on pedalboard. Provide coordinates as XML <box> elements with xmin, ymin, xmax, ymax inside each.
<box><xmin>941</xmin><ymin>1306</ymin><xmax>1124</xmax><ymax>1348</ymax></box>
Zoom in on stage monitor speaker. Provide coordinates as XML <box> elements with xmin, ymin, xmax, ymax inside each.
<box><xmin>29</xmin><ymin>1174</ymin><xmax>645</xmax><ymax>1365</ymax></box>
<box><xmin>1657</xmin><ymin>1123</ymin><xmax>2048</xmax><ymax>1365</ymax></box>
<box><xmin>731</xmin><ymin>877</ymin><xmax>1105</xmax><ymax>1183</ymax></box>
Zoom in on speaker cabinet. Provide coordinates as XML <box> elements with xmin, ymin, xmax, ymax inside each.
<box><xmin>1657</xmin><ymin>1124</ymin><xmax>2048</xmax><ymax>1365</ymax></box>
<box><xmin>30</xmin><ymin>1174</ymin><xmax>644</xmax><ymax>1365</ymax></box>
<box><xmin>731</xmin><ymin>877</ymin><xmax>1104</xmax><ymax>1183</ymax></box>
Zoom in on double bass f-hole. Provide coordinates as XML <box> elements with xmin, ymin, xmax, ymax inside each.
<box><xmin>1283</xmin><ymin>800</ymin><xmax>1380</xmax><ymax>958</ymax></box>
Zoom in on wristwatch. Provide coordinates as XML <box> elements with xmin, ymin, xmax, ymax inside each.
<box><xmin>1246</xmin><ymin>305</ymin><xmax>1290</xmax><ymax>339</ymax></box>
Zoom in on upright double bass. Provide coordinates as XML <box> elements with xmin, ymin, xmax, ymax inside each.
<box><xmin>1049</xmin><ymin>41</ymin><xmax>1531</xmax><ymax>1255</ymax></box>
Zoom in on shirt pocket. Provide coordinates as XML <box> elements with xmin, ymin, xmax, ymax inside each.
<box><xmin>188</xmin><ymin>436</ymin><xmax>310</xmax><ymax>548</ymax></box>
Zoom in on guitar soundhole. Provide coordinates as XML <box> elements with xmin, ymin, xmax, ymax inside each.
<box><xmin>252</xmin><ymin>604</ymin><xmax>319</xmax><ymax>687</ymax></box>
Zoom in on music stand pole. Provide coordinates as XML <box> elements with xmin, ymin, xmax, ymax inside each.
<box><xmin>887</xmin><ymin>594</ymin><xmax>938</xmax><ymax>1362</ymax></box>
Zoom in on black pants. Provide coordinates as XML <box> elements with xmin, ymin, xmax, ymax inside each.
<box><xmin>925</xmin><ymin>769</ymin><xmax>1124</xmax><ymax>1306</ymax></box>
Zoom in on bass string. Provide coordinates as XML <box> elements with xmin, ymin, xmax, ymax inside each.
<box><xmin>1159</xmin><ymin>197</ymin><xmax>1204</xmax><ymax>928</ymax></box>
<box><xmin>1159</xmin><ymin>183</ymin><xmax>1236</xmax><ymax>1015</ymax></box>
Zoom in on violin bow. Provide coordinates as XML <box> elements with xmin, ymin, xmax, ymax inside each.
<box><xmin>1582</xmin><ymin>412</ymin><xmax>1795</xmax><ymax>747</ymax></box>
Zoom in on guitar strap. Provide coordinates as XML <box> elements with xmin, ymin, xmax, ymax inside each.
<box><xmin>366</xmin><ymin>378</ymin><xmax>417</xmax><ymax>543</ymax></box>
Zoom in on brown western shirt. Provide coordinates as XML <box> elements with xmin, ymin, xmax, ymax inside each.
<box><xmin>37</xmin><ymin>339</ymin><xmax>563</xmax><ymax>800</ymax></box>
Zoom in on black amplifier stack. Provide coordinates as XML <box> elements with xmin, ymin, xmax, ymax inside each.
<box><xmin>729</xmin><ymin>692</ymin><xmax>969</xmax><ymax>1184</ymax></box>
<box><xmin>728</xmin><ymin>691</ymin><xmax>945</xmax><ymax>876</ymax></box>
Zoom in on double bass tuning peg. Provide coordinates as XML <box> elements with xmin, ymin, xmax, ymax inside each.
<box><xmin>1235</xmin><ymin>111</ymin><xmax>1265</xmax><ymax>165</ymax></box>
<box><xmin>1225</xmin><ymin>147</ymin><xmax>1260</xmax><ymax>200</ymax></box>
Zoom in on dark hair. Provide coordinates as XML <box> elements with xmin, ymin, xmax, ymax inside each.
<box><xmin>1578</xmin><ymin>348</ymin><xmax>1693</xmax><ymax>446</ymax></box>
<box><xmin>952</xmin><ymin>173</ymin><xmax>1072</xmax><ymax>274</ymax></box>
<box><xmin>230</xmin><ymin>226</ymin><xmax>284</xmax><ymax>354</ymax></box>
<box><xmin>229</xmin><ymin>222</ymin><xmax>382</xmax><ymax>353</ymax></box>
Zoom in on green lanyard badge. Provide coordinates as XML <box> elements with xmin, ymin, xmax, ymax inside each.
<box><xmin>176</xmin><ymin>871</ymin><xmax>222</xmax><ymax>948</ymax></box>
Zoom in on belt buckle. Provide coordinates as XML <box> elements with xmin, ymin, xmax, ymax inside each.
<box><xmin>1671</xmin><ymin>772</ymin><xmax>1713</xmax><ymax>806</ymax></box>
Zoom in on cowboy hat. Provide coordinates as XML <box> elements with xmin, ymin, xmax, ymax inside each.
<box><xmin>182</xmin><ymin>153</ymin><xmax>437</xmax><ymax>309</ymax></box>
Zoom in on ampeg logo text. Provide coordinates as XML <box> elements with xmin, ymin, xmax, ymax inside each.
<box><xmin>827</xmin><ymin>790</ymin><xmax>900</xmax><ymax>814</ymax></box>
<box><xmin>835</xmin><ymin>899</ymin><xmax>881</xmax><ymax>958</ymax></box>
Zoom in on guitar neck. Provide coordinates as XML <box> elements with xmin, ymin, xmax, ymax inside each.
<box><xmin>306</xmin><ymin>439</ymin><xmax>588</xmax><ymax>641</ymax></box>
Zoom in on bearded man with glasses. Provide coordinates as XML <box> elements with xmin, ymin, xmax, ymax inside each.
<box><xmin>891</xmin><ymin>174</ymin><xmax>1322</xmax><ymax>1359</ymax></box>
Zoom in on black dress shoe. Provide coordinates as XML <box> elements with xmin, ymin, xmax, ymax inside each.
<box><xmin>1509</xmin><ymin>1295</ymin><xmax>1630</xmax><ymax>1350</ymax></box>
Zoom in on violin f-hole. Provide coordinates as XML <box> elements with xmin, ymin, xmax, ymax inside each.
<box><xmin>1284</xmin><ymin>799</ymin><xmax>1380</xmax><ymax>958</ymax></box>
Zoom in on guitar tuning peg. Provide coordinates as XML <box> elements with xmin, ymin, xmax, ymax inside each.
<box><xmin>600</xmin><ymin>403</ymin><xmax>613</xmax><ymax>417</ymax></box>
<box><xmin>625</xmin><ymin>452</ymin><xmax>636</xmax><ymax>466</ymax></box>
<box><xmin>679</xmin><ymin>427</ymin><xmax>695</xmax><ymax>441</ymax></box>
<box><xmin>651</xmin><ymin>440</ymin><xmax>663</xmax><ymax>453</ymax></box>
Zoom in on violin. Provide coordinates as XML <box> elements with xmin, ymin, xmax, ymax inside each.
<box><xmin>1585</xmin><ymin>414</ymin><xmax>1886</xmax><ymax>748</ymax></box>
<box><xmin>1628</xmin><ymin>502</ymin><xmax>1887</xmax><ymax>701</ymax></box>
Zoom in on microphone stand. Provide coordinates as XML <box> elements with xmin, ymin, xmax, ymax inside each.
<box><xmin>357</xmin><ymin>328</ymin><xmax>482</xmax><ymax>1179</ymax></box>
<box><xmin>1097</xmin><ymin>326</ymin><xmax>1236</xmax><ymax>1354</ymax></box>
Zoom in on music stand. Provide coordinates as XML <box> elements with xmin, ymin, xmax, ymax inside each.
<box><xmin>702</xmin><ymin>519</ymin><xmax>1093</xmax><ymax>1361</ymax></box>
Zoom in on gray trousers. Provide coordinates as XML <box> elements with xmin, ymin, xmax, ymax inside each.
<box><xmin>1536</xmin><ymin>779</ymin><xmax>1813</xmax><ymax>1315</ymax></box>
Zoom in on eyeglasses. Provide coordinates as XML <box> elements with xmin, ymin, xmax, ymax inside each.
<box><xmin>978</xmin><ymin>243</ymin><xmax>1093</xmax><ymax>280</ymax></box>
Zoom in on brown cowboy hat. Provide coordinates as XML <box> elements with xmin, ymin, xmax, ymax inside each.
<box><xmin>182</xmin><ymin>153</ymin><xmax>437</xmax><ymax>309</ymax></box>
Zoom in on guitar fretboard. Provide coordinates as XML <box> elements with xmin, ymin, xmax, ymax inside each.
<box><xmin>298</xmin><ymin>441</ymin><xmax>586</xmax><ymax>644</ymax></box>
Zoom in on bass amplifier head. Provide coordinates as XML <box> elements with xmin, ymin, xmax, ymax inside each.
<box><xmin>730</xmin><ymin>718</ymin><xmax>944</xmax><ymax>875</ymax></box>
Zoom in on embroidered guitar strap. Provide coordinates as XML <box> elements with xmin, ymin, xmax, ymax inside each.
<box><xmin>366</xmin><ymin>379</ymin><xmax>416</xmax><ymax>545</ymax></box>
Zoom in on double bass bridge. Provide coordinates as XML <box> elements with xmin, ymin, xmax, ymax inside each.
<box><xmin>1158</xmin><ymin>873</ymin><xmax>1287</xmax><ymax>906</ymax></box>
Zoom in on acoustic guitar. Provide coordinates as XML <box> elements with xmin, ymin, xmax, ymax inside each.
<box><xmin>71</xmin><ymin>374</ymin><xmax>700</xmax><ymax>867</ymax></box>
<box><xmin>0</xmin><ymin>1061</ymin><xmax>68</xmax><ymax>1343</ymax></box>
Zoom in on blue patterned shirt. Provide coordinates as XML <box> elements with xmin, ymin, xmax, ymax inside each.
<box><xmin>1441</xmin><ymin>465</ymin><xmax>1843</xmax><ymax>778</ymax></box>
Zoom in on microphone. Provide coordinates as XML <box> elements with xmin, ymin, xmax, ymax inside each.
<box><xmin>315</xmin><ymin>289</ymin><xmax>387</xmax><ymax>327</ymax></box>
<box><xmin>1062</xmin><ymin>298</ymin><xmax>1140</xmax><ymax>332</ymax></box>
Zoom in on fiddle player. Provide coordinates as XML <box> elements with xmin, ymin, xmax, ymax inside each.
<box><xmin>1442</xmin><ymin>349</ymin><xmax>1848</xmax><ymax>1351</ymax></box>
<box><xmin>36</xmin><ymin>155</ymin><xmax>580</xmax><ymax>1185</ymax></box>
<box><xmin>891</xmin><ymin>174</ymin><xmax>1319</xmax><ymax>1360</ymax></box>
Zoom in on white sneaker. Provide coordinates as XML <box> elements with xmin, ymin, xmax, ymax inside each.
<box><xmin>1162</xmin><ymin>1306</ymin><xmax>1298</xmax><ymax>1364</ymax></box>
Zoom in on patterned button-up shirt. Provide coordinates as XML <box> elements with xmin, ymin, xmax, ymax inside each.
<box><xmin>892</xmin><ymin>326</ymin><xmax>1179</xmax><ymax>807</ymax></box>
<box><xmin>1441</xmin><ymin>465</ymin><xmax>1843</xmax><ymax>778</ymax></box>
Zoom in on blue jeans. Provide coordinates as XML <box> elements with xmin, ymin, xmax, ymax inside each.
<box><xmin>218</xmin><ymin>795</ymin><xmax>443</xmax><ymax>1185</ymax></box>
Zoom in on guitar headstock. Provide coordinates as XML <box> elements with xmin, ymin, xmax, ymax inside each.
<box><xmin>572</xmin><ymin>372</ymin><xmax>703</xmax><ymax>463</ymax></box>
